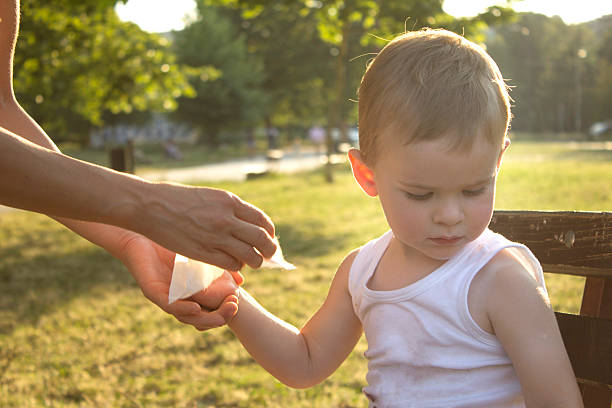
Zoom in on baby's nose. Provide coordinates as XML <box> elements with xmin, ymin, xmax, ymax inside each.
<box><xmin>432</xmin><ymin>200</ymin><xmax>464</xmax><ymax>226</ymax></box>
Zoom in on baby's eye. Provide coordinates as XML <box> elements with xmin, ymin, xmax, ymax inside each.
<box><xmin>405</xmin><ymin>191</ymin><xmax>433</xmax><ymax>201</ymax></box>
<box><xmin>463</xmin><ymin>187</ymin><xmax>486</xmax><ymax>197</ymax></box>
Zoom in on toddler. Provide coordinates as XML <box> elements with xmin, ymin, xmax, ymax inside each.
<box><xmin>214</xmin><ymin>29</ymin><xmax>582</xmax><ymax>407</ymax></box>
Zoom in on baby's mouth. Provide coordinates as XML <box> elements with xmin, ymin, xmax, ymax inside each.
<box><xmin>429</xmin><ymin>236</ymin><xmax>463</xmax><ymax>245</ymax></box>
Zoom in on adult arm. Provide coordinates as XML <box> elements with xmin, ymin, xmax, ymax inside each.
<box><xmin>0</xmin><ymin>0</ymin><xmax>274</xmax><ymax>329</ymax></box>
<box><xmin>0</xmin><ymin>81</ymin><xmax>248</xmax><ymax>331</ymax></box>
<box><xmin>0</xmin><ymin>128</ymin><xmax>276</xmax><ymax>270</ymax></box>
<box><xmin>0</xmin><ymin>0</ymin><xmax>275</xmax><ymax>270</ymax></box>
<box><xmin>228</xmin><ymin>251</ymin><xmax>363</xmax><ymax>388</ymax></box>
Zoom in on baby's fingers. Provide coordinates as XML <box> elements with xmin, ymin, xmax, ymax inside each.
<box><xmin>216</xmin><ymin>294</ymin><xmax>239</xmax><ymax>322</ymax></box>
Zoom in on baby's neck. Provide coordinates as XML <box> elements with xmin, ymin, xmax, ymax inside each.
<box><xmin>366</xmin><ymin>237</ymin><xmax>448</xmax><ymax>291</ymax></box>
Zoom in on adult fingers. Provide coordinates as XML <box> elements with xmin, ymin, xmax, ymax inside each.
<box><xmin>174</xmin><ymin>296</ymin><xmax>238</xmax><ymax>331</ymax></box>
<box><xmin>144</xmin><ymin>288</ymin><xmax>223</xmax><ymax>330</ymax></box>
<box><xmin>233</xmin><ymin>196</ymin><xmax>276</xmax><ymax>238</ymax></box>
<box><xmin>224</xmin><ymin>237</ymin><xmax>267</xmax><ymax>269</ymax></box>
<box><xmin>228</xmin><ymin>270</ymin><xmax>244</xmax><ymax>286</ymax></box>
<box><xmin>231</xmin><ymin>220</ymin><xmax>277</xmax><ymax>261</ymax></box>
<box><xmin>191</xmin><ymin>246</ymin><xmax>243</xmax><ymax>272</ymax></box>
<box><xmin>166</xmin><ymin>298</ymin><xmax>202</xmax><ymax>317</ymax></box>
<box><xmin>174</xmin><ymin>311</ymin><xmax>225</xmax><ymax>331</ymax></box>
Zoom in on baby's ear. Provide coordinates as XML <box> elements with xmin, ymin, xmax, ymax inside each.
<box><xmin>496</xmin><ymin>138</ymin><xmax>511</xmax><ymax>171</ymax></box>
<box><xmin>348</xmin><ymin>149</ymin><xmax>378</xmax><ymax>197</ymax></box>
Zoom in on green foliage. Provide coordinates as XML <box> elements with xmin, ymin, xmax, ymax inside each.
<box><xmin>486</xmin><ymin>13</ymin><xmax>612</xmax><ymax>133</ymax></box>
<box><xmin>205</xmin><ymin>0</ymin><xmax>514</xmax><ymax>142</ymax></box>
<box><xmin>171</xmin><ymin>3</ymin><xmax>267</xmax><ymax>146</ymax></box>
<box><xmin>24</xmin><ymin>0</ymin><xmax>126</xmax><ymax>12</ymax></box>
<box><xmin>234</xmin><ymin>2</ymin><xmax>336</xmax><ymax>126</ymax></box>
<box><xmin>14</xmin><ymin>1</ymin><xmax>193</xmax><ymax>144</ymax></box>
<box><xmin>588</xmin><ymin>17</ymin><xmax>612</xmax><ymax>124</ymax></box>
<box><xmin>16</xmin><ymin>0</ymin><xmax>602</xmax><ymax>147</ymax></box>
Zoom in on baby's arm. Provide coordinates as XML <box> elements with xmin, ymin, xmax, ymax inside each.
<box><xmin>482</xmin><ymin>249</ymin><xmax>583</xmax><ymax>407</ymax></box>
<box><xmin>228</xmin><ymin>251</ymin><xmax>362</xmax><ymax>388</ymax></box>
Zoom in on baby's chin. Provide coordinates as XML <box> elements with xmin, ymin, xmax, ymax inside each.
<box><xmin>421</xmin><ymin>243</ymin><xmax>468</xmax><ymax>262</ymax></box>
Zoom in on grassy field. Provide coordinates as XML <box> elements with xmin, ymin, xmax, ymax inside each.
<box><xmin>0</xmin><ymin>140</ymin><xmax>610</xmax><ymax>407</ymax></box>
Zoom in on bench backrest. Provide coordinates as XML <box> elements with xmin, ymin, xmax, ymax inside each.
<box><xmin>489</xmin><ymin>210</ymin><xmax>612</xmax><ymax>408</ymax></box>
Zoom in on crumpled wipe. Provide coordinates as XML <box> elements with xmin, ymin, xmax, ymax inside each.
<box><xmin>168</xmin><ymin>239</ymin><xmax>296</xmax><ymax>304</ymax></box>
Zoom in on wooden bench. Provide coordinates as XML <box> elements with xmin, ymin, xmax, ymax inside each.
<box><xmin>489</xmin><ymin>210</ymin><xmax>612</xmax><ymax>408</ymax></box>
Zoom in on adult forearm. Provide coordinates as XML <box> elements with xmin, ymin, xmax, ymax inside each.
<box><xmin>0</xmin><ymin>128</ymin><xmax>147</xmax><ymax>229</ymax></box>
<box><xmin>0</xmin><ymin>100</ymin><xmax>148</xmax><ymax>261</ymax></box>
<box><xmin>229</xmin><ymin>289</ymin><xmax>320</xmax><ymax>388</ymax></box>
<box><xmin>0</xmin><ymin>94</ymin><xmax>276</xmax><ymax>268</ymax></box>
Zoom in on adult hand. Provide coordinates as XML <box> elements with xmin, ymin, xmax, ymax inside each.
<box><xmin>1</xmin><ymin>0</ymin><xmax>276</xmax><ymax>274</ymax></box>
<box><xmin>118</xmin><ymin>230</ymin><xmax>243</xmax><ymax>330</ymax></box>
<box><xmin>131</xmin><ymin>182</ymin><xmax>277</xmax><ymax>272</ymax></box>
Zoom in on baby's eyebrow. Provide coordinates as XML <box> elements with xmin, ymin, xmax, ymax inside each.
<box><xmin>465</xmin><ymin>176</ymin><xmax>495</xmax><ymax>188</ymax></box>
<box><xmin>398</xmin><ymin>182</ymin><xmax>436</xmax><ymax>190</ymax></box>
<box><xmin>398</xmin><ymin>176</ymin><xmax>495</xmax><ymax>190</ymax></box>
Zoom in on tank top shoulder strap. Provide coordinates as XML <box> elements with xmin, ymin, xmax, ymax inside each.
<box><xmin>348</xmin><ymin>230</ymin><xmax>393</xmax><ymax>311</ymax></box>
<box><xmin>456</xmin><ymin>229</ymin><xmax>548</xmax><ymax>342</ymax></box>
<box><xmin>464</xmin><ymin>229</ymin><xmax>547</xmax><ymax>292</ymax></box>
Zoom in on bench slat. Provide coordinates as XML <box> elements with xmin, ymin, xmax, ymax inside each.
<box><xmin>542</xmin><ymin>264</ymin><xmax>612</xmax><ymax>279</ymax></box>
<box><xmin>556</xmin><ymin>312</ymin><xmax>612</xmax><ymax>386</ymax></box>
<box><xmin>489</xmin><ymin>211</ymin><xmax>612</xmax><ymax>270</ymax></box>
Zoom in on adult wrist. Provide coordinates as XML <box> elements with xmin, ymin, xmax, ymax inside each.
<box><xmin>121</xmin><ymin>179</ymin><xmax>183</xmax><ymax>238</ymax></box>
<box><xmin>99</xmin><ymin>171</ymin><xmax>154</xmax><ymax>234</ymax></box>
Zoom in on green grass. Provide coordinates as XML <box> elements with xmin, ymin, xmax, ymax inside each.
<box><xmin>0</xmin><ymin>140</ymin><xmax>610</xmax><ymax>407</ymax></box>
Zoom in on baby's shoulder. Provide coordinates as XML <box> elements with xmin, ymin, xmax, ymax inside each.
<box><xmin>470</xmin><ymin>247</ymin><xmax>548</xmax><ymax>306</ymax></box>
<box><xmin>469</xmin><ymin>247</ymin><xmax>549</xmax><ymax>332</ymax></box>
<box><xmin>471</xmin><ymin>247</ymin><xmax>543</xmax><ymax>301</ymax></box>
<box><xmin>481</xmin><ymin>246</ymin><xmax>541</xmax><ymax>284</ymax></box>
<box><xmin>331</xmin><ymin>247</ymin><xmax>361</xmax><ymax>282</ymax></box>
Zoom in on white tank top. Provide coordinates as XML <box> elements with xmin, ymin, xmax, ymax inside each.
<box><xmin>348</xmin><ymin>228</ymin><xmax>547</xmax><ymax>408</ymax></box>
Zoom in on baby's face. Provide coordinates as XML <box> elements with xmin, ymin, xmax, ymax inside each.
<box><xmin>372</xmin><ymin>134</ymin><xmax>503</xmax><ymax>262</ymax></box>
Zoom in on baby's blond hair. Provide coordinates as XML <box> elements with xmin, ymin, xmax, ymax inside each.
<box><xmin>358</xmin><ymin>29</ymin><xmax>511</xmax><ymax>165</ymax></box>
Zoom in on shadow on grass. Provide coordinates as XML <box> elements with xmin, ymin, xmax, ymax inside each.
<box><xmin>0</xmin><ymin>218</ymin><xmax>353</xmax><ymax>337</ymax></box>
<box><xmin>275</xmin><ymin>221</ymin><xmax>353</xmax><ymax>260</ymax></box>
<box><xmin>0</xmin><ymin>244</ymin><xmax>133</xmax><ymax>336</ymax></box>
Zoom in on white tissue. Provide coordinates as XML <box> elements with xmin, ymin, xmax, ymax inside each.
<box><xmin>168</xmin><ymin>239</ymin><xmax>295</xmax><ymax>304</ymax></box>
<box><xmin>168</xmin><ymin>255</ymin><xmax>225</xmax><ymax>304</ymax></box>
<box><xmin>260</xmin><ymin>241</ymin><xmax>296</xmax><ymax>270</ymax></box>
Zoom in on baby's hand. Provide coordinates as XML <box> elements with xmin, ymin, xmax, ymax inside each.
<box><xmin>190</xmin><ymin>270</ymin><xmax>243</xmax><ymax>311</ymax></box>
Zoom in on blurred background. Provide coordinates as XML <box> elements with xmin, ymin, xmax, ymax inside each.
<box><xmin>13</xmin><ymin>0</ymin><xmax>612</xmax><ymax>172</ymax></box>
<box><xmin>2</xmin><ymin>2</ymin><xmax>611</xmax><ymax>406</ymax></box>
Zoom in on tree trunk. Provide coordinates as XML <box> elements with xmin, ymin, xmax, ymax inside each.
<box><xmin>325</xmin><ymin>22</ymin><xmax>350</xmax><ymax>184</ymax></box>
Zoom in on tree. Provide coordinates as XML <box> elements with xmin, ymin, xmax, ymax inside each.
<box><xmin>485</xmin><ymin>13</ymin><xmax>607</xmax><ymax>133</ymax></box>
<box><xmin>233</xmin><ymin>2</ymin><xmax>336</xmax><ymax>131</ymax></box>
<box><xmin>171</xmin><ymin>2</ymin><xmax>267</xmax><ymax>146</ymax></box>
<box><xmin>14</xmin><ymin>1</ymin><xmax>193</xmax><ymax>144</ymax></box>
<box><xmin>217</xmin><ymin>0</ymin><xmax>514</xmax><ymax>180</ymax></box>
<box><xmin>585</xmin><ymin>15</ymin><xmax>612</xmax><ymax>129</ymax></box>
